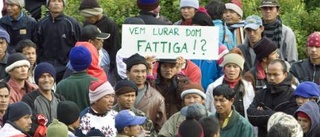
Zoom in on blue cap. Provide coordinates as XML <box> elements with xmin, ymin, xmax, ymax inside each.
<box><xmin>295</xmin><ymin>81</ymin><xmax>320</xmax><ymax>99</ymax></box>
<box><xmin>244</xmin><ymin>15</ymin><xmax>263</xmax><ymax>30</ymax></box>
<box><xmin>115</xmin><ymin>110</ymin><xmax>146</xmax><ymax>131</ymax></box>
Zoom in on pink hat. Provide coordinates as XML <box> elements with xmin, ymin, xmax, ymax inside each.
<box><xmin>307</xmin><ymin>32</ymin><xmax>320</xmax><ymax>47</ymax></box>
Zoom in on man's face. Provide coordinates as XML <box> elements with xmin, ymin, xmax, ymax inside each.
<box><xmin>126</xmin><ymin>125</ymin><xmax>142</xmax><ymax>136</ymax></box>
<box><xmin>14</xmin><ymin>114</ymin><xmax>32</xmax><ymax>132</ymax></box>
<box><xmin>90</xmin><ymin>38</ymin><xmax>104</xmax><ymax>50</ymax></box>
<box><xmin>213</xmin><ymin>95</ymin><xmax>233</xmax><ymax>114</ymax></box>
<box><xmin>48</xmin><ymin>0</ymin><xmax>64</xmax><ymax>14</ymax></box>
<box><xmin>266</xmin><ymin>50</ymin><xmax>279</xmax><ymax>64</ymax></box>
<box><xmin>183</xmin><ymin>93</ymin><xmax>204</xmax><ymax>106</ymax></box>
<box><xmin>0</xmin><ymin>39</ymin><xmax>8</xmax><ymax>58</ymax></box>
<box><xmin>0</xmin><ymin>87</ymin><xmax>9</xmax><ymax>112</ymax></box>
<box><xmin>9</xmin><ymin>65</ymin><xmax>29</xmax><ymax>81</ymax></box>
<box><xmin>38</xmin><ymin>73</ymin><xmax>54</xmax><ymax>92</ymax></box>
<box><xmin>95</xmin><ymin>94</ymin><xmax>115</xmax><ymax>113</ymax></box>
<box><xmin>307</xmin><ymin>46</ymin><xmax>320</xmax><ymax>60</ymax></box>
<box><xmin>22</xmin><ymin>47</ymin><xmax>37</xmax><ymax>67</ymax></box>
<box><xmin>260</xmin><ymin>6</ymin><xmax>279</xmax><ymax>24</ymax></box>
<box><xmin>297</xmin><ymin>116</ymin><xmax>311</xmax><ymax>133</ymax></box>
<box><xmin>295</xmin><ymin>96</ymin><xmax>311</xmax><ymax>107</ymax></box>
<box><xmin>127</xmin><ymin>64</ymin><xmax>147</xmax><ymax>88</ymax></box>
<box><xmin>245</xmin><ymin>27</ymin><xmax>264</xmax><ymax>45</ymax></box>
<box><xmin>160</xmin><ymin>63</ymin><xmax>177</xmax><ymax>79</ymax></box>
<box><xmin>117</xmin><ymin>92</ymin><xmax>136</xmax><ymax>109</ymax></box>
<box><xmin>6</xmin><ymin>3</ymin><xmax>20</xmax><ymax>17</ymax></box>
<box><xmin>180</xmin><ymin>7</ymin><xmax>196</xmax><ymax>20</ymax></box>
<box><xmin>223</xmin><ymin>9</ymin><xmax>241</xmax><ymax>25</ymax></box>
<box><xmin>266</xmin><ymin>62</ymin><xmax>287</xmax><ymax>84</ymax></box>
<box><xmin>85</xmin><ymin>16</ymin><xmax>99</xmax><ymax>24</ymax></box>
<box><xmin>224</xmin><ymin>63</ymin><xmax>241</xmax><ymax>80</ymax></box>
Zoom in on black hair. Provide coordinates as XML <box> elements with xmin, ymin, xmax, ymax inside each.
<box><xmin>205</xmin><ymin>0</ymin><xmax>226</xmax><ymax>20</ymax></box>
<box><xmin>199</xmin><ymin>116</ymin><xmax>220</xmax><ymax>137</ymax></box>
<box><xmin>267</xmin><ymin>123</ymin><xmax>292</xmax><ymax>137</ymax></box>
<box><xmin>212</xmin><ymin>84</ymin><xmax>236</xmax><ymax>100</ymax></box>
<box><xmin>0</xmin><ymin>80</ymin><xmax>9</xmax><ymax>92</ymax></box>
<box><xmin>15</xmin><ymin>39</ymin><xmax>37</xmax><ymax>53</ymax></box>
<box><xmin>268</xmin><ymin>59</ymin><xmax>287</xmax><ymax>73</ymax></box>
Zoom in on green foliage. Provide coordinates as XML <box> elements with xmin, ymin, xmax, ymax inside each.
<box><xmin>63</xmin><ymin>0</ymin><xmax>318</xmax><ymax>59</ymax></box>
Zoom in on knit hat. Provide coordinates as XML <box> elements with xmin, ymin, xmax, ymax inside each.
<box><xmin>69</xmin><ymin>46</ymin><xmax>92</xmax><ymax>71</ymax></box>
<box><xmin>231</xmin><ymin>0</ymin><xmax>242</xmax><ymax>9</ymax></box>
<box><xmin>89</xmin><ymin>80</ymin><xmax>114</xmax><ymax>104</ymax></box>
<box><xmin>260</xmin><ymin>0</ymin><xmax>280</xmax><ymax>8</ymax></box>
<box><xmin>5</xmin><ymin>0</ymin><xmax>25</xmax><ymax>8</ymax></box>
<box><xmin>179</xmin><ymin>0</ymin><xmax>199</xmax><ymax>9</ymax></box>
<box><xmin>219</xmin><ymin>53</ymin><xmax>245</xmax><ymax>71</ymax></box>
<box><xmin>115</xmin><ymin>110</ymin><xmax>146</xmax><ymax>132</ymax></box>
<box><xmin>192</xmin><ymin>10</ymin><xmax>214</xmax><ymax>26</ymax></box>
<box><xmin>307</xmin><ymin>32</ymin><xmax>320</xmax><ymax>47</ymax></box>
<box><xmin>178</xmin><ymin>119</ymin><xmax>204</xmax><ymax>137</ymax></box>
<box><xmin>244</xmin><ymin>15</ymin><xmax>263</xmax><ymax>30</ymax></box>
<box><xmin>47</xmin><ymin>119</ymin><xmax>68</xmax><ymax>137</ymax></box>
<box><xmin>137</xmin><ymin>0</ymin><xmax>160</xmax><ymax>11</ymax></box>
<box><xmin>181</xmin><ymin>82</ymin><xmax>205</xmax><ymax>99</ymax></box>
<box><xmin>294</xmin><ymin>81</ymin><xmax>320</xmax><ymax>99</ymax></box>
<box><xmin>225</xmin><ymin>3</ymin><xmax>243</xmax><ymax>18</ymax></box>
<box><xmin>34</xmin><ymin>62</ymin><xmax>56</xmax><ymax>85</ymax></box>
<box><xmin>0</xmin><ymin>29</ymin><xmax>10</xmax><ymax>43</ymax></box>
<box><xmin>79</xmin><ymin>0</ymin><xmax>103</xmax><ymax>17</ymax></box>
<box><xmin>57</xmin><ymin>101</ymin><xmax>80</xmax><ymax>125</ymax></box>
<box><xmin>180</xmin><ymin>103</ymin><xmax>207</xmax><ymax>120</ymax></box>
<box><xmin>7</xmin><ymin>102</ymin><xmax>32</xmax><ymax>122</ymax></box>
<box><xmin>5</xmin><ymin>53</ymin><xmax>30</xmax><ymax>73</ymax></box>
<box><xmin>267</xmin><ymin>112</ymin><xmax>303</xmax><ymax>137</ymax></box>
<box><xmin>86</xmin><ymin>128</ymin><xmax>106</xmax><ymax>137</ymax></box>
<box><xmin>125</xmin><ymin>53</ymin><xmax>148</xmax><ymax>71</ymax></box>
<box><xmin>296</xmin><ymin>112</ymin><xmax>311</xmax><ymax>122</ymax></box>
<box><xmin>253</xmin><ymin>37</ymin><xmax>278</xmax><ymax>62</ymax></box>
<box><xmin>114</xmin><ymin>79</ymin><xmax>138</xmax><ymax>96</ymax></box>
<box><xmin>46</xmin><ymin>0</ymin><xmax>66</xmax><ymax>7</ymax></box>
<box><xmin>81</xmin><ymin>25</ymin><xmax>110</xmax><ymax>41</ymax></box>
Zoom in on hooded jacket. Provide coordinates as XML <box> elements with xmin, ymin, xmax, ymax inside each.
<box><xmin>294</xmin><ymin>101</ymin><xmax>320</xmax><ymax>137</ymax></box>
<box><xmin>74</xmin><ymin>42</ymin><xmax>107</xmax><ymax>81</ymax></box>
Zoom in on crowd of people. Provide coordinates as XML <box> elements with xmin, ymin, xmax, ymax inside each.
<box><xmin>0</xmin><ymin>0</ymin><xmax>319</xmax><ymax>137</ymax></box>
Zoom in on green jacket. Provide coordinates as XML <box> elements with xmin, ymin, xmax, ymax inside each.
<box><xmin>113</xmin><ymin>105</ymin><xmax>157</xmax><ymax>137</ymax></box>
<box><xmin>214</xmin><ymin>107</ymin><xmax>254</xmax><ymax>137</ymax></box>
<box><xmin>56</xmin><ymin>72</ymin><xmax>97</xmax><ymax>110</ymax></box>
<box><xmin>158</xmin><ymin>112</ymin><xmax>185</xmax><ymax>137</ymax></box>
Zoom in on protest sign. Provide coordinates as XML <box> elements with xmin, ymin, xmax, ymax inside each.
<box><xmin>121</xmin><ymin>24</ymin><xmax>219</xmax><ymax>60</ymax></box>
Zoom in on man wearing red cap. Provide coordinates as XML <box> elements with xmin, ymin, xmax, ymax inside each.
<box><xmin>291</xmin><ymin>32</ymin><xmax>320</xmax><ymax>84</ymax></box>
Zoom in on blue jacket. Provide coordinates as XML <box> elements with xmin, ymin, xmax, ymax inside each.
<box><xmin>294</xmin><ymin>101</ymin><xmax>320</xmax><ymax>137</ymax></box>
<box><xmin>0</xmin><ymin>11</ymin><xmax>37</xmax><ymax>52</ymax></box>
<box><xmin>213</xmin><ymin>19</ymin><xmax>234</xmax><ymax>50</ymax></box>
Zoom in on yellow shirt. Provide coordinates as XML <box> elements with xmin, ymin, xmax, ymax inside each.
<box><xmin>222</xmin><ymin>110</ymin><xmax>233</xmax><ymax>128</ymax></box>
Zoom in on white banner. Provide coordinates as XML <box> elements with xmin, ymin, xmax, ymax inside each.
<box><xmin>121</xmin><ymin>24</ymin><xmax>219</xmax><ymax>60</ymax></box>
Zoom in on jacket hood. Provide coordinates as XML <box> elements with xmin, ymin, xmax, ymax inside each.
<box><xmin>75</xmin><ymin>42</ymin><xmax>107</xmax><ymax>81</ymax></box>
<box><xmin>294</xmin><ymin>101</ymin><xmax>320</xmax><ymax>135</ymax></box>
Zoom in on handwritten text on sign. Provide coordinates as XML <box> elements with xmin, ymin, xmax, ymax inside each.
<box><xmin>121</xmin><ymin>25</ymin><xmax>219</xmax><ymax>60</ymax></box>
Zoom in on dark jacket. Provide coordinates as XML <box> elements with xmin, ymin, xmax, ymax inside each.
<box><xmin>37</xmin><ymin>13</ymin><xmax>81</xmax><ymax>74</ymax></box>
<box><xmin>247</xmin><ymin>75</ymin><xmax>298</xmax><ymax>137</ymax></box>
<box><xmin>85</xmin><ymin>15</ymin><xmax>121</xmax><ymax>83</ymax></box>
<box><xmin>290</xmin><ymin>58</ymin><xmax>320</xmax><ymax>84</ymax></box>
<box><xmin>21</xmin><ymin>90</ymin><xmax>65</xmax><ymax>136</ymax></box>
<box><xmin>150</xmin><ymin>73</ymin><xmax>189</xmax><ymax>118</ymax></box>
<box><xmin>138</xmin><ymin>11</ymin><xmax>171</xmax><ymax>25</ymax></box>
<box><xmin>0</xmin><ymin>12</ymin><xmax>38</xmax><ymax>52</ymax></box>
<box><xmin>294</xmin><ymin>101</ymin><xmax>320</xmax><ymax>137</ymax></box>
<box><xmin>135</xmin><ymin>82</ymin><xmax>167</xmax><ymax>131</ymax></box>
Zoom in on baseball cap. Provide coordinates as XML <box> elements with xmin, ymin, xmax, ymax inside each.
<box><xmin>244</xmin><ymin>15</ymin><xmax>263</xmax><ymax>30</ymax></box>
<box><xmin>115</xmin><ymin>110</ymin><xmax>146</xmax><ymax>131</ymax></box>
<box><xmin>260</xmin><ymin>0</ymin><xmax>280</xmax><ymax>7</ymax></box>
<box><xmin>81</xmin><ymin>25</ymin><xmax>110</xmax><ymax>41</ymax></box>
<box><xmin>158</xmin><ymin>59</ymin><xmax>177</xmax><ymax>64</ymax></box>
